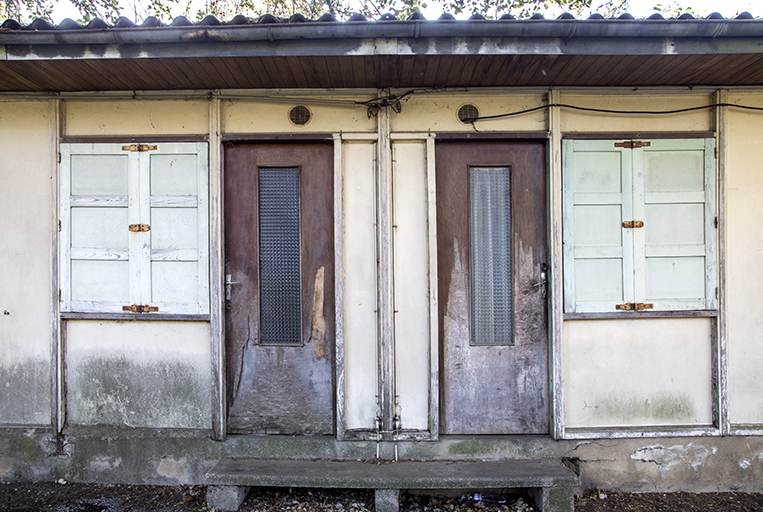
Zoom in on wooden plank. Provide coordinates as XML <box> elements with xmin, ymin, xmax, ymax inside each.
<box><xmin>548</xmin><ymin>89</ymin><xmax>564</xmax><ymax>440</ymax></box>
<box><xmin>229</xmin><ymin>57</ymin><xmax>267</xmax><ymax>88</ymax></box>
<box><xmin>49</xmin><ymin>99</ymin><xmax>63</xmax><ymax>433</ymax></box>
<box><xmin>170</xmin><ymin>58</ymin><xmax>215</xmax><ymax>89</ymax></box>
<box><xmin>332</xmin><ymin>135</ymin><xmax>346</xmax><ymax>440</ymax></box>
<box><xmin>514</xmin><ymin>54</ymin><xmax>548</xmax><ymax>86</ymax></box>
<box><xmin>715</xmin><ymin>89</ymin><xmax>730</xmax><ymax>436</ymax></box>
<box><xmin>184</xmin><ymin>57</ymin><xmax>225</xmax><ymax>89</ymax></box>
<box><xmin>444</xmin><ymin>56</ymin><xmax>467</xmax><ymax>87</ymax></box>
<box><xmin>397</xmin><ymin>56</ymin><xmax>416</xmax><ymax>88</ymax></box>
<box><xmin>421</xmin><ymin>55</ymin><xmax>441</xmax><ymax>87</ymax></box>
<box><xmin>494</xmin><ymin>55</ymin><xmax>521</xmax><ymax>86</ymax></box>
<box><xmin>564</xmin><ymin>310</ymin><xmax>718</xmax><ymax>320</ymax></box>
<box><xmin>220</xmin><ymin>57</ymin><xmax>256</xmax><ymax>89</ymax></box>
<box><xmin>722</xmin><ymin>55</ymin><xmax>763</xmax><ymax>84</ymax></box>
<box><xmin>285</xmin><ymin>56</ymin><xmax>309</xmax><ymax>89</ymax></box>
<box><xmin>455</xmin><ymin>56</ymin><xmax>480</xmax><ymax>87</ymax></box>
<box><xmin>533</xmin><ymin>55</ymin><xmax>566</xmax><ymax>86</ymax></box>
<box><xmin>209</xmin><ymin>98</ymin><xmax>226</xmax><ymax>440</ymax></box>
<box><xmin>433</xmin><ymin>55</ymin><xmax>455</xmax><ymax>87</ymax></box>
<box><xmin>202</xmin><ymin>57</ymin><xmax>240</xmax><ymax>89</ymax></box>
<box><xmin>335</xmin><ymin>57</ymin><xmax>353</xmax><ymax>89</ymax></box>
<box><xmin>76</xmin><ymin>59</ymin><xmax>135</xmax><ymax>90</ymax></box>
<box><xmin>312</xmin><ymin>56</ymin><xmax>335</xmax><ymax>89</ymax></box>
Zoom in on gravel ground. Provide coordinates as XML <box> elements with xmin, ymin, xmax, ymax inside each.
<box><xmin>0</xmin><ymin>482</ymin><xmax>762</xmax><ymax>512</ymax></box>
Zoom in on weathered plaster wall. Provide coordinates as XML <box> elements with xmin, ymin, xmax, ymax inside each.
<box><xmin>389</xmin><ymin>92</ymin><xmax>547</xmax><ymax>133</ymax></box>
<box><xmin>65</xmin><ymin>321</ymin><xmax>212</xmax><ymax>429</ymax></box>
<box><xmin>3</xmin><ymin>430</ymin><xmax>763</xmax><ymax>493</ymax></box>
<box><xmin>223</xmin><ymin>96</ymin><xmax>376</xmax><ymax>134</ymax></box>
<box><xmin>560</xmin><ymin>91</ymin><xmax>713</xmax><ymax>133</ymax></box>
<box><xmin>64</xmin><ymin>100</ymin><xmax>209</xmax><ymax>136</ymax></box>
<box><xmin>563</xmin><ymin>318</ymin><xmax>713</xmax><ymax>428</ymax></box>
<box><xmin>0</xmin><ymin>100</ymin><xmax>53</xmax><ymax>426</ymax></box>
<box><xmin>726</xmin><ymin>91</ymin><xmax>763</xmax><ymax>426</ymax></box>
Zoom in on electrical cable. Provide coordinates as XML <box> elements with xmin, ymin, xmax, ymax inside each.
<box><xmin>464</xmin><ymin>102</ymin><xmax>763</xmax><ymax>122</ymax></box>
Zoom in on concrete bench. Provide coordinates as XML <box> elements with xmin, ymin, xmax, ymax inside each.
<box><xmin>205</xmin><ymin>458</ymin><xmax>577</xmax><ymax>512</ymax></box>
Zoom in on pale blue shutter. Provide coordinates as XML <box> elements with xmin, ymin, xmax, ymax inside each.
<box><xmin>146</xmin><ymin>143</ymin><xmax>209</xmax><ymax>314</ymax></box>
<box><xmin>563</xmin><ymin>140</ymin><xmax>632</xmax><ymax>313</ymax></box>
<box><xmin>61</xmin><ymin>144</ymin><xmax>133</xmax><ymax>313</ymax></box>
<box><xmin>637</xmin><ymin>139</ymin><xmax>716</xmax><ymax>310</ymax></box>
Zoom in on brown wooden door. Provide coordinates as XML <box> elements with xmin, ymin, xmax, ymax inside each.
<box><xmin>224</xmin><ymin>142</ymin><xmax>334</xmax><ymax>435</ymax></box>
<box><xmin>436</xmin><ymin>141</ymin><xmax>548</xmax><ymax>434</ymax></box>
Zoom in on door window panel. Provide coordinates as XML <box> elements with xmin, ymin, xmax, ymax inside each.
<box><xmin>469</xmin><ymin>166</ymin><xmax>512</xmax><ymax>346</ymax></box>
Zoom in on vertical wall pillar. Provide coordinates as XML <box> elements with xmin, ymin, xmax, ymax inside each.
<box><xmin>376</xmin><ymin>97</ymin><xmax>397</xmax><ymax>442</ymax></box>
<box><xmin>209</xmin><ymin>95</ymin><xmax>226</xmax><ymax>440</ymax></box>
<box><xmin>50</xmin><ymin>98</ymin><xmax>64</xmax><ymax>434</ymax></box>
<box><xmin>548</xmin><ymin>89</ymin><xmax>565</xmax><ymax>439</ymax></box>
<box><xmin>715</xmin><ymin>89</ymin><xmax>729</xmax><ymax>435</ymax></box>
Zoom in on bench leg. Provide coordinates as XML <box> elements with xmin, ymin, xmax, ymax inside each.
<box><xmin>375</xmin><ymin>489</ymin><xmax>400</xmax><ymax>512</ymax></box>
<box><xmin>531</xmin><ymin>486</ymin><xmax>574</xmax><ymax>512</ymax></box>
<box><xmin>207</xmin><ymin>485</ymin><xmax>249</xmax><ymax>512</ymax></box>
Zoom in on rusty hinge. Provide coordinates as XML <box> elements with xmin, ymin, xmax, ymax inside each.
<box><xmin>128</xmin><ymin>224</ymin><xmax>150</xmax><ymax>232</ymax></box>
<box><xmin>622</xmin><ymin>220</ymin><xmax>644</xmax><ymax>228</ymax></box>
<box><xmin>122</xmin><ymin>144</ymin><xmax>157</xmax><ymax>152</ymax></box>
<box><xmin>616</xmin><ymin>302</ymin><xmax>654</xmax><ymax>311</ymax></box>
<box><xmin>122</xmin><ymin>304</ymin><xmax>159</xmax><ymax>313</ymax></box>
<box><xmin>614</xmin><ymin>141</ymin><xmax>651</xmax><ymax>149</ymax></box>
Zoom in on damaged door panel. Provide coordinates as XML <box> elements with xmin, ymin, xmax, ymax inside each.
<box><xmin>223</xmin><ymin>142</ymin><xmax>335</xmax><ymax>435</ymax></box>
<box><xmin>436</xmin><ymin>141</ymin><xmax>549</xmax><ymax>435</ymax></box>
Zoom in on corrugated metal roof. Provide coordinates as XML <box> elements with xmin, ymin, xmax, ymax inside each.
<box><xmin>0</xmin><ymin>10</ymin><xmax>757</xmax><ymax>31</ymax></box>
<box><xmin>1</xmin><ymin>12</ymin><xmax>763</xmax><ymax>92</ymax></box>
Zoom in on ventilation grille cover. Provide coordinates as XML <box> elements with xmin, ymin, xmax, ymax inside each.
<box><xmin>289</xmin><ymin>105</ymin><xmax>312</xmax><ymax>126</ymax></box>
<box><xmin>458</xmin><ymin>104</ymin><xmax>479</xmax><ymax>123</ymax></box>
<box><xmin>259</xmin><ymin>167</ymin><xmax>302</xmax><ymax>345</ymax></box>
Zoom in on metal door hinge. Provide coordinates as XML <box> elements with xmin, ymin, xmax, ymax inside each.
<box><xmin>122</xmin><ymin>304</ymin><xmax>159</xmax><ymax>313</ymax></box>
<box><xmin>57</xmin><ymin>152</ymin><xmax>61</xmax><ymax>164</ymax></box>
<box><xmin>615</xmin><ymin>141</ymin><xmax>651</xmax><ymax>149</ymax></box>
<box><xmin>715</xmin><ymin>217</ymin><xmax>719</xmax><ymax>228</ymax></box>
<box><xmin>622</xmin><ymin>220</ymin><xmax>644</xmax><ymax>228</ymax></box>
<box><xmin>122</xmin><ymin>144</ymin><xmax>157</xmax><ymax>152</ymax></box>
<box><xmin>616</xmin><ymin>302</ymin><xmax>654</xmax><ymax>311</ymax></box>
<box><xmin>128</xmin><ymin>224</ymin><xmax>150</xmax><ymax>232</ymax></box>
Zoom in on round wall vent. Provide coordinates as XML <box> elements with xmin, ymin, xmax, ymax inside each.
<box><xmin>457</xmin><ymin>104</ymin><xmax>479</xmax><ymax>123</ymax></box>
<box><xmin>289</xmin><ymin>105</ymin><xmax>312</xmax><ymax>126</ymax></box>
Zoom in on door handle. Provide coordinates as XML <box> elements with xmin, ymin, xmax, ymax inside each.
<box><xmin>531</xmin><ymin>263</ymin><xmax>548</xmax><ymax>299</ymax></box>
<box><xmin>225</xmin><ymin>274</ymin><xmax>241</xmax><ymax>300</ymax></box>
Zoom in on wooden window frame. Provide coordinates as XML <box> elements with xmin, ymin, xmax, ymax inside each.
<box><xmin>59</xmin><ymin>142</ymin><xmax>209</xmax><ymax>317</ymax></box>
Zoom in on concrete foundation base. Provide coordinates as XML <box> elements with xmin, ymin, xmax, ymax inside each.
<box><xmin>530</xmin><ymin>486</ymin><xmax>575</xmax><ymax>512</ymax></box>
<box><xmin>375</xmin><ymin>489</ymin><xmax>400</xmax><ymax>512</ymax></box>
<box><xmin>206</xmin><ymin>485</ymin><xmax>248</xmax><ymax>511</ymax></box>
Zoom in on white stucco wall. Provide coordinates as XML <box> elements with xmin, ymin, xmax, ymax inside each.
<box><xmin>0</xmin><ymin>100</ymin><xmax>53</xmax><ymax>426</ymax></box>
<box><xmin>726</xmin><ymin>92</ymin><xmax>763</xmax><ymax>426</ymax></box>
<box><xmin>564</xmin><ymin>318</ymin><xmax>713</xmax><ymax>428</ymax></box>
<box><xmin>64</xmin><ymin>100</ymin><xmax>209</xmax><ymax>136</ymax></box>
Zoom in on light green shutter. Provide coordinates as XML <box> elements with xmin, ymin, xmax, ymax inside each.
<box><xmin>563</xmin><ymin>140</ymin><xmax>632</xmax><ymax>313</ymax></box>
<box><xmin>638</xmin><ymin>139</ymin><xmax>716</xmax><ymax>310</ymax></box>
<box><xmin>563</xmin><ymin>138</ymin><xmax>716</xmax><ymax>314</ymax></box>
<box><xmin>145</xmin><ymin>143</ymin><xmax>209</xmax><ymax>314</ymax></box>
<box><xmin>61</xmin><ymin>142</ymin><xmax>209</xmax><ymax>315</ymax></box>
<box><xmin>61</xmin><ymin>144</ymin><xmax>133</xmax><ymax>313</ymax></box>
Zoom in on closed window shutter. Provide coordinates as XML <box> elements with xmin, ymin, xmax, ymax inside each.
<box><xmin>563</xmin><ymin>138</ymin><xmax>716</xmax><ymax>314</ymax></box>
<box><xmin>563</xmin><ymin>140</ymin><xmax>633</xmax><ymax>313</ymax></box>
<box><xmin>61</xmin><ymin>144</ymin><xmax>134</xmax><ymax>313</ymax></box>
<box><xmin>145</xmin><ymin>143</ymin><xmax>209</xmax><ymax>314</ymax></box>
<box><xmin>638</xmin><ymin>139</ymin><xmax>716</xmax><ymax>310</ymax></box>
<box><xmin>61</xmin><ymin>142</ymin><xmax>209</xmax><ymax>315</ymax></box>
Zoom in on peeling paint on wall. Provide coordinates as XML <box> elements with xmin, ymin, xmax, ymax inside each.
<box><xmin>310</xmin><ymin>266</ymin><xmax>326</xmax><ymax>361</ymax></box>
<box><xmin>630</xmin><ymin>443</ymin><xmax>716</xmax><ymax>470</ymax></box>
<box><xmin>157</xmin><ymin>457</ymin><xmax>191</xmax><ymax>484</ymax></box>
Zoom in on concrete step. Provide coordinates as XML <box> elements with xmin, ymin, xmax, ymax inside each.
<box><xmin>206</xmin><ymin>458</ymin><xmax>577</xmax><ymax>512</ymax></box>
